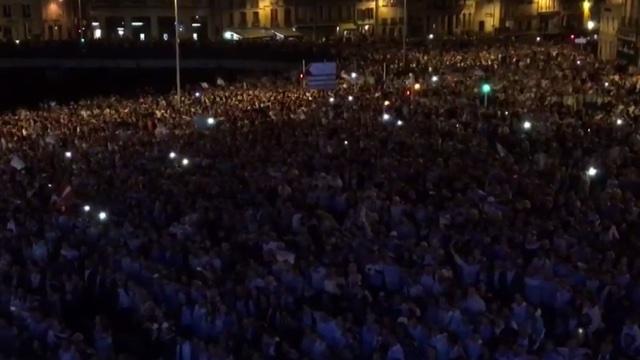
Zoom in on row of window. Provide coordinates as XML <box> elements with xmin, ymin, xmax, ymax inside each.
<box><xmin>0</xmin><ymin>22</ymin><xmax>32</xmax><ymax>39</ymax></box>
<box><xmin>307</xmin><ymin>5</ymin><xmax>355</xmax><ymax>22</ymax></box>
<box><xmin>356</xmin><ymin>8</ymin><xmax>374</xmax><ymax>22</ymax></box>
<box><xmin>2</xmin><ymin>4</ymin><xmax>31</xmax><ymax>18</ymax></box>
<box><xmin>228</xmin><ymin>8</ymin><xmax>292</xmax><ymax>27</ymax></box>
<box><xmin>227</xmin><ymin>6</ymin><xmax>358</xmax><ymax>27</ymax></box>
<box><xmin>226</xmin><ymin>0</ymin><xmax>259</xmax><ymax>9</ymax></box>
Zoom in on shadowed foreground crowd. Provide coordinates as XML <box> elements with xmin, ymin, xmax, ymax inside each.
<box><xmin>2</xmin><ymin>43</ymin><xmax>640</xmax><ymax>360</ymax></box>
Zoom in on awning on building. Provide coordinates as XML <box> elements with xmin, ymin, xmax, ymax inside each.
<box><xmin>272</xmin><ymin>28</ymin><xmax>303</xmax><ymax>39</ymax></box>
<box><xmin>223</xmin><ymin>28</ymin><xmax>273</xmax><ymax>41</ymax></box>
<box><xmin>337</xmin><ymin>23</ymin><xmax>358</xmax><ymax>31</ymax></box>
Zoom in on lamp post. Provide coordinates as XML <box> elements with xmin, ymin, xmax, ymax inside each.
<box><xmin>481</xmin><ymin>83</ymin><xmax>491</xmax><ymax>108</ymax></box>
<box><xmin>402</xmin><ymin>0</ymin><xmax>407</xmax><ymax>64</ymax></box>
<box><xmin>173</xmin><ymin>0</ymin><xmax>181</xmax><ymax>107</ymax></box>
<box><xmin>78</xmin><ymin>0</ymin><xmax>83</xmax><ymax>41</ymax></box>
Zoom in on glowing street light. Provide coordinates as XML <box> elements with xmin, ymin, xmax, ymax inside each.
<box><xmin>586</xmin><ymin>166</ymin><xmax>598</xmax><ymax>177</ymax></box>
<box><xmin>587</xmin><ymin>20</ymin><xmax>595</xmax><ymax>31</ymax></box>
<box><xmin>481</xmin><ymin>83</ymin><xmax>491</xmax><ymax>107</ymax></box>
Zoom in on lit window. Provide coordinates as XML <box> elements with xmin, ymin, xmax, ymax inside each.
<box><xmin>163</xmin><ymin>33</ymin><xmax>169</xmax><ymax>41</ymax></box>
<box><xmin>93</xmin><ymin>28</ymin><xmax>101</xmax><ymax>39</ymax></box>
<box><xmin>192</xmin><ymin>33</ymin><xmax>198</xmax><ymax>41</ymax></box>
<box><xmin>139</xmin><ymin>33</ymin><xmax>145</xmax><ymax>41</ymax></box>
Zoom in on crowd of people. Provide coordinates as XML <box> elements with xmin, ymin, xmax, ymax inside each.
<box><xmin>1</xmin><ymin>40</ymin><xmax>640</xmax><ymax>360</ymax></box>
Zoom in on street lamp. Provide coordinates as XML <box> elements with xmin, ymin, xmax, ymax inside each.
<box><xmin>481</xmin><ymin>83</ymin><xmax>491</xmax><ymax>107</ymax></box>
<box><xmin>174</xmin><ymin>0</ymin><xmax>181</xmax><ymax>107</ymax></box>
<box><xmin>77</xmin><ymin>0</ymin><xmax>84</xmax><ymax>41</ymax></box>
<box><xmin>402</xmin><ymin>0</ymin><xmax>407</xmax><ymax>64</ymax></box>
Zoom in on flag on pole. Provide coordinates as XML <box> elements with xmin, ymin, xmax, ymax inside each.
<box><xmin>305</xmin><ymin>62</ymin><xmax>337</xmax><ymax>90</ymax></box>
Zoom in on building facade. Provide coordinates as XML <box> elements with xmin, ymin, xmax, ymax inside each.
<box><xmin>86</xmin><ymin>0</ymin><xmax>216</xmax><ymax>41</ymax></box>
<box><xmin>0</xmin><ymin>0</ymin><xmax>44</xmax><ymax>40</ymax></box>
<box><xmin>616</xmin><ymin>0</ymin><xmax>640</xmax><ymax>65</ymax></box>
<box><xmin>502</xmin><ymin>0</ymin><xmax>563</xmax><ymax>33</ymax></box>
<box><xmin>0</xmin><ymin>0</ymin><xmax>615</xmax><ymax>42</ymax></box>
<box><xmin>598</xmin><ymin>0</ymin><xmax>622</xmax><ymax>60</ymax></box>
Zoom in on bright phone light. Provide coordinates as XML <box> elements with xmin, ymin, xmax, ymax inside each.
<box><xmin>431</xmin><ymin>75</ymin><xmax>439</xmax><ymax>83</ymax></box>
<box><xmin>616</xmin><ymin>118</ymin><xmax>623</xmax><ymax>125</ymax></box>
<box><xmin>604</xmin><ymin>81</ymin><xmax>609</xmax><ymax>87</ymax></box>
<box><xmin>523</xmin><ymin>121</ymin><xmax>532</xmax><ymax>130</ymax></box>
<box><xmin>195</xmin><ymin>92</ymin><xmax>201</xmax><ymax>97</ymax></box>
<box><xmin>344</xmin><ymin>140</ymin><xmax>348</xmax><ymax>145</ymax></box>
<box><xmin>329</xmin><ymin>97</ymin><xmax>335</xmax><ymax>103</ymax></box>
<box><xmin>396</xmin><ymin>120</ymin><xmax>404</xmax><ymax>126</ymax></box>
<box><xmin>207</xmin><ymin>117</ymin><xmax>215</xmax><ymax>125</ymax></box>
<box><xmin>350</xmin><ymin>72</ymin><xmax>357</xmax><ymax>79</ymax></box>
<box><xmin>413</xmin><ymin>83</ymin><xmax>421</xmax><ymax>90</ymax></box>
<box><xmin>536</xmin><ymin>36</ymin><xmax>541</xmax><ymax>42</ymax></box>
<box><xmin>98</xmin><ymin>211</ymin><xmax>108</xmax><ymax>221</ymax></box>
<box><xmin>182</xmin><ymin>158</ymin><xmax>190</xmax><ymax>166</ymax></box>
<box><xmin>64</xmin><ymin>151</ymin><xmax>72</xmax><ymax>159</ymax></box>
<box><xmin>169</xmin><ymin>152</ymin><xmax>177</xmax><ymax>159</ymax></box>
<box><xmin>383</xmin><ymin>113</ymin><xmax>391</xmax><ymax>121</ymax></box>
<box><xmin>83</xmin><ymin>205</ymin><xmax>91</xmax><ymax>213</ymax></box>
<box><xmin>586</xmin><ymin>166</ymin><xmax>598</xmax><ymax>177</ymax></box>
<box><xmin>348</xmin><ymin>95</ymin><xmax>354</xmax><ymax>102</ymax></box>
<box><xmin>384</xmin><ymin>100</ymin><xmax>390</xmax><ymax>107</ymax></box>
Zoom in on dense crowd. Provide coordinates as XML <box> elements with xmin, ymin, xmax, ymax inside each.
<box><xmin>1</xmin><ymin>42</ymin><xmax>640</xmax><ymax>360</ymax></box>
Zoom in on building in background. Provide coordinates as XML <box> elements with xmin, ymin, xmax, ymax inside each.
<box><xmin>501</xmin><ymin>0</ymin><xmax>562</xmax><ymax>34</ymax></box>
<box><xmin>42</xmin><ymin>0</ymin><xmax>74</xmax><ymax>40</ymax></box>
<box><xmin>617</xmin><ymin>0</ymin><xmax>640</xmax><ymax>65</ymax></box>
<box><xmin>598</xmin><ymin>0</ymin><xmax>622</xmax><ymax>60</ymax></box>
<box><xmin>0</xmin><ymin>0</ymin><xmax>619</xmax><ymax>42</ymax></box>
<box><xmin>408</xmin><ymin>0</ymin><xmax>468</xmax><ymax>37</ymax></box>
<box><xmin>0</xmin><ymin>0</ymin><xmax>44</xmax><ymax>40</ymax></box>
<box><xmin>86</xmin><ymin>0</ymin><xmax>216</xmax><ymax>41</ymax></box>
